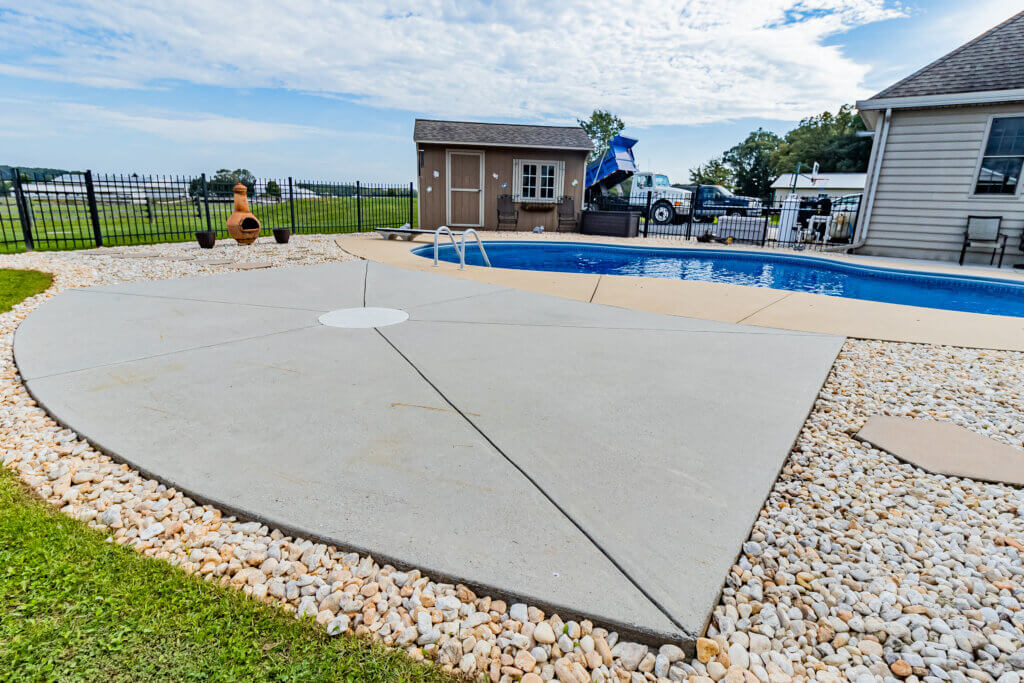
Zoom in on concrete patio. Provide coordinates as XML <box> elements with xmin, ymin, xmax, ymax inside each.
<box><xmin>14</xmin><ymin>260</ymin><xmax>844</xmax><ymax>646</ymax></box>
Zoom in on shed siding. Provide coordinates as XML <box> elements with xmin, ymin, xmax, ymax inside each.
<box><xmin>861</xmin><ymin>104</ymin><xmax>1024</xmax><ymax>265</ymax></box>
<box><xmin>417</xmin><ymin>143</ymin><xmax>586</xmax><ymax>231</ymax></box>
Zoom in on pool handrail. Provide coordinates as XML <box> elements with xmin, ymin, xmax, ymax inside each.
<box><xmin>433</xmin><ymin>226</ymin><xmax>460</xmax><ymax>267</ymax></box>
<box><xmin>433</xmin><ymin>226</ymin><xmax>491</xmax><ymax>269</ymax></box>
<box><xmin>460</xmin><ymin>229</ymin><xmax>491</xmax><ymax>269</ymax></box>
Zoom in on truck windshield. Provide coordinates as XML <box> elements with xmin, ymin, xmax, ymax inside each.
<box><xmin>713</xmin><ymin>185</ymin><xmax>734</xmax><ymax>196</ymax></box>
<box><xmin>655</xmin><ymin>175</ymin><xmax>670</xmax><ymax>187</ymax></box>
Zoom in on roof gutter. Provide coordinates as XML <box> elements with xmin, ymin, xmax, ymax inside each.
<box><xmin>856</xmin><ymin>87</ymin><xmax>1024</xmax><ymax>112</ymax></box>
<box><xmin>826</xmin><ymin>108</ymin><xmax>891</xmax><ymax>253</ymax></box>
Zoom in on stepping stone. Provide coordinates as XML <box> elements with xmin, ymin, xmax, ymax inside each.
<box><xmin>857</xmin><ymin>416</ymin><xmax>1024</xmax><ymax>486</ymax></box>
<box><xmin>233</xmin><ymin>261</ymin><xmax>272</xmax><ymax>270</ymax></box>
<box><xmin>194</xmin><ymin>258</ymin><xmax>235</xmax><ymax>266</ymax></box>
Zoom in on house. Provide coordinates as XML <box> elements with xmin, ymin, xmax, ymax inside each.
<box><xmin>21</xmin><ymin>173</ymin><xmax>189</xmax><ymax>203</ymax></box>
<box><xmin>855</xmin><ymin>10</ymin><xmax>1024</xmax><ymax>266</ymax></box>
<box><xmin>770</xmin><ymin>173</ymin><xmax>866</xmax><ymax>202</ymax></box>
<box><xmin>414</xmin><ymin>119</ymin><xmax>592</xmax><ymax>231</ymax></box>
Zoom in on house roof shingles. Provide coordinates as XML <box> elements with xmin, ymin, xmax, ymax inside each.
<box><xmin>870</xmin><ymin>10</ymin><xmax>1024</xmax><ymax>100</ymax></box>
<box><xmin>414</xmin><ymin>119</ymin><xmax>593</xmax><ymax>150</ymax></box>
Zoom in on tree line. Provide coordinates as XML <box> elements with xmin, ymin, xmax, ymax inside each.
<box><xmin>688</xmin><ymin>104</ymin><xmax>870</xmax><ymax>198</ymax></box>
<box><xmin>577</xmin><ymin>105</ymin><xmax>871</xmax><ymax>200</ymax></box>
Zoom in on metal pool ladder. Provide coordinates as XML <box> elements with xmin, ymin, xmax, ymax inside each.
<box><xmin>433</xmin><ymin>226</ymin><xmax>491</xmax><ymax>269</ymax></box>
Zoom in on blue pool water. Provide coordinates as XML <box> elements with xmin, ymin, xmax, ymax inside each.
<box><xmin>414</xmin><ymin>241</ymin><xmax>1024</xmax><ymax>318</ymax></box>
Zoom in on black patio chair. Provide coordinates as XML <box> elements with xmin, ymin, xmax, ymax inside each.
<box><xmin>497</xmin><ymin>194</ymin><xmax>518</xmax><ymax>230</ymax></box>
<box><xmin>557</xmin><ymin>195</ymin><xmax>577</xmax><ymax>232</ymax></box>
<box><xmin>959</xmin><ymin>216</ymin><xmax>1008</xmax><ymax>267</ymax></box>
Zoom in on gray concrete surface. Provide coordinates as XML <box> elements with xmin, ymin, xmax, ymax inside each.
<box><xmin>15</xmin><ymin>259</ymin><xmax>844</xmax><ymax>645</ymax></box>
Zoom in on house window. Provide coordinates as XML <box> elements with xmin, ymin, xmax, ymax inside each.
<box><xmin>975</xmin><ymin>116</ymin><xmax>1024</xmax><ymax>195</ymax></box>
<box><xmin>513</xmin><ymin>159</ymin><xmax>564</xmax><ymax>202</ymax></box>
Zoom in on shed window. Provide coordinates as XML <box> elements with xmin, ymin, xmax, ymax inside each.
<box><xmin>975</xmin><ymin>116</ymin><xmax>1024</xmax><ymax>195</ymax></box>
<box><xmin>513</xmin><ymin>159</ymin><xmax>564</xmax><ymax>202</ymax></box>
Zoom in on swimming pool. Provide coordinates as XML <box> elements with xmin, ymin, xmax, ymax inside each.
<box><xmin>415</xmin><ymin>241</ymin><xmax>1024</xmax><ymax>318</ymax></box>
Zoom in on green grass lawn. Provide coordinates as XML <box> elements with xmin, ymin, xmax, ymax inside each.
<box><xmin>0</xmin><ymin>270</ymin><xmax>450</xmax><ymax>682</ymax></box>
<box><xmin>0</xmin><ymin>196</ymin><xmax>418</xmax><ymax>253</ymax></box>
<box><xmin>0</xmin><ymin>269</ymin><xmax>52</xmax><ymax>311</ymax></box>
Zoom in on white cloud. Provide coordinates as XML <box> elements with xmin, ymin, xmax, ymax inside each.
<box><xmin>55</xmin><ymin>103</ymin><xmax>332</xmax><ymax>143</ymax></box>
<box><xmin>0</xmin><ymin>0</ymin><xmax>902</xmax><ymax>126</ymax></box>
<box><xmin>0</xmin><ymin>99</ymin><xmax>331</xmax><ymax>142</ymax></box>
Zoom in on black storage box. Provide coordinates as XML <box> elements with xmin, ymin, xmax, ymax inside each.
<box><xmin>580</xmin><ymin>210</ymin><xmax>641</xmax><ymax>237</ymax></box>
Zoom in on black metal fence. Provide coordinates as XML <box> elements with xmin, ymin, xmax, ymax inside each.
<box><xmin>591</xmin><ymin>191</ymin><xmax>861</xmax><ymax>251</ymax></box>
<box><xmin>0</xmin><ymin>170</ymin><xmax>416</xmax><ymax>252</ymax></box>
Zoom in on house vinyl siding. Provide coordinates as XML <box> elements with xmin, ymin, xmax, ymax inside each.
<box><xmin>860</xmin><ymin>104</ymin><xmax>1024</xmax><ymax>265</ymax></box>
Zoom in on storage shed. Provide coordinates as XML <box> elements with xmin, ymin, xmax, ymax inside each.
<box><xmin>414</xmin><ymin>119</ymin><xmax>592</xmax><ymax>231</ymax></box>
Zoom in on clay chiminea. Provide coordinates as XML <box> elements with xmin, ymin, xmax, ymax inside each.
<box><xmin>225</xmin><ymin>183</ymin><xmax>261</xmax><ymax>245</ymax></box>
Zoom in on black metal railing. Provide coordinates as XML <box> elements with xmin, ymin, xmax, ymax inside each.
<box><xmin>0</xmin><ymin>169</ymin><xmax>416</xmax><ymax>252</ymax></box>
<box><xmin>588</xmin><ymin>191</ymin><xmax>861</xmax><ymax>251</ymax></box>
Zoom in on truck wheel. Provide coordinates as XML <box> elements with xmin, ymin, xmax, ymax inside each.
<box><xmin>651</xmin><ymin>202</ymin><xmax>674</xmax><ymax>225</ymax></box>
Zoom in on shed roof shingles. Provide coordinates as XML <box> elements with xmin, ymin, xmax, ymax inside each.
<box><xmin>414</xmin><ymin>119</ymin><xmax>593</xmax><ymax>150</ymax></box>
<box><xmin>870</xmin><ymin>11</ymin><xmax>1024</xmax><ymax>100</ymax></box>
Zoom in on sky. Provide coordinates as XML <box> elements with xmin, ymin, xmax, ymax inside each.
<box><xmin>0</xmin><ymin>0</ymin><xmax>1020</xmax><ymax>183</ymax></box>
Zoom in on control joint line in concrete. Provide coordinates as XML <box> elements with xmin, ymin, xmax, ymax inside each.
<box><xmin>20</xmin><ymin>324</ymin><xmax>320</xmax><ymax>382</ymax></box>
<box><xmin>735</xmin><ymin>292</ymin><xmax>794</xmax><ymax>324</ymax></box>
<box><xmin>373</xmin><ymin>326</ymin><xmax>693</xmax><ymax>639</ymax></box>
<box><xmin>589</xmin><ymin>275</ymin><xmax>602</xmax><ymax>304</ymax></box>
<box><xmin>362</xmin><ymin>260</ymin><xmax>369</xmax><ymax>307</ymax></box>
<box><xmin>404</xmin><ymin>318</ymin><xmax>832</xmax><ymax>338</ymax></box>
<box><xmin>70</xmin><ymin>288</ymin><xmax>331</xmax><ymax>314</ymax></box>
<box><xmin>403</xmin><ymin>288</ymin><xmax>509</xmax><ymax>314</ymax></box>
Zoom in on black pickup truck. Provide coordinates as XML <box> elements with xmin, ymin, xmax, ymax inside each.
<box><xmin>673</xmin><ymin>184</ymin><xmax>763</xmax><ymax>222</ymax></box>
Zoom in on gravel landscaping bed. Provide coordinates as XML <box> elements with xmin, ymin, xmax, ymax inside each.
<box><xmin>3</xmin><ymin>235</ymin><xmax>1024</xmax><ymax>682</ymax></box>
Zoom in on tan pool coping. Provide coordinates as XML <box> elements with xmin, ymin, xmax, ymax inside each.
<box><xmin>336</xmin><ymin>232</ymin><xmax>1024</xmax><ymax>351</ymax></box>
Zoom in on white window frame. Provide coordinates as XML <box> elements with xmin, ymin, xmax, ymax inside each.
<box><xmin>512</xmin><ymin>159</ymin><xmax>564</xmax><ymax>203</ymax></box>
<box><xmin>969</xmin><ymin>113</ymin><xmax>1024</xmax><ymax>200</ymax></box>
<box><xmin>445</xmin><ymin>149</ymin><xmax>485</xmax><ymax>227</ymax></box>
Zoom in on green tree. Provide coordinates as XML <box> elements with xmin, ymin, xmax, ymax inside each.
<box><xmin>723</xmin><ymin>129</ymin><xmax>782</xmax><ymax>199</ymax></box>
<box><xmin>189</xmin><ymin>169</ymin><xmax>257</xmax><ymax>200</ymax></box>
<box><xmin>265</xmin><ymin>179</ymin><xmax>282</xmax><ymax>199</ymax></box>
<box><xmin>210</xmin><ymin>168</ymin><xmax>256</xmax><ymax>197</ymax></box>
<box><xmin>688</xmin><ymin>157</ymin><xmax>733</xmax><ymax>188</ymax></box>
<box><xmin>771</xmin><ymin>104</ymin><xmax>871</xmax><ymax>174</ymax></box>
<box><xmin>577</xmin><ymin>109</ymin><xmax>625</xmax><ymax>164</ymax></box>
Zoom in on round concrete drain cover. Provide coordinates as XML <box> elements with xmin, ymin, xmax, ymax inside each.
<box><xmin>318</xmin><ymin>307</ymin><xmax>409</xmax><ymax>328</ymax></box>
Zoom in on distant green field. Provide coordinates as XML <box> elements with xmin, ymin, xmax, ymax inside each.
<box><xmin>0</xmin><ymin>196</ymin><xmax>417</xmax><ymax>253</ymax></box>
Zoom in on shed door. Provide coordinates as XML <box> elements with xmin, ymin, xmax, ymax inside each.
<box><xmin>447</xmin><ymin>150</ymin><xmax>483</xmax><ymax>227</ymax></box>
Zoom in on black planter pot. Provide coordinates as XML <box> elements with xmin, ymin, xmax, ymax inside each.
<box><xmin>195</xmin><ymin>230</ymin><xmax>217</xmax><ymax>249</ymax></box>
<box><xmin>273</xmin><ymin>227</ymin><xmax>291</xmax><ymax>244</ymax></box>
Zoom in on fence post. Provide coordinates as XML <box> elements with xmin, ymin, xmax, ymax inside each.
<box><xmin>201</xmin><ymin>173</ymin><xmax>212</xmax><ymax>232</ymax></box>
<box><xmin>288</xmin><ymin>177</ymin><xmax>296</xmax><ymax>230</ymax></box>
<box><xmin>84</xmin><ymin>170</ymin><xmax>104</xmax><ymax>247</ymax></box>
<box><xmin>12</xmin><ymin>168</ymin><xmax>33</xmax><ymax>251</ymax></box>
<box><xmin>356</xmin><ymin>181</ymin><xmax>362</xmax><ymax>231</ymax></box>
<box><xmin>685</xmin><ymin>186</ymin><xmax>697</xmax><ymax>240</ymax></box>
<box><xmin>642</xmin><ymin>190</ymin><xmax>652</xmax><ymax>238</ymax></box>
<box><xmin>409</xmin><ymin>181</ymin><xmax>414</xmax><ymax>227</ymax></box>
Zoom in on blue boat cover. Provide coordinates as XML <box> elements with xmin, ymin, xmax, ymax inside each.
<box><xmin>585</xmin><ymin>135</ymin><xmax>639</xmax><ymax>190</ymax></box>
